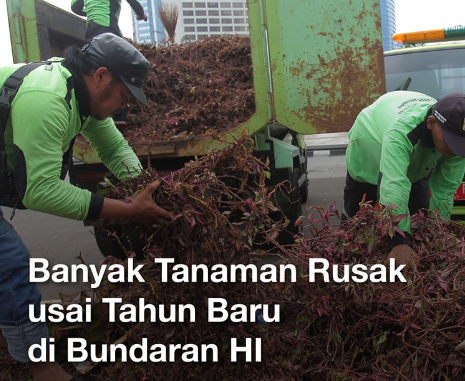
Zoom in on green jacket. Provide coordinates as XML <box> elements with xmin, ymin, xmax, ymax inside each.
<box><xmin>71</xmin><ymin>0</ymin><xmax>145</xmax><ymax>36</ymax></box>
<box><xmin>1</xmin><ymin>59</ymin><xmax>141</xmax><ymax>220</ymax></box>
<box><xmin>346</xmin><ymin>90</ymin><xmax>465</xmax><ymax>233</ymax></box>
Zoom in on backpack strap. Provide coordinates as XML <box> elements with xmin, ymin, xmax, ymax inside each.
<box><xmin>0</xmin><ymin>62</ymin><xmax>47</xmax><ymax>172</ymax></box>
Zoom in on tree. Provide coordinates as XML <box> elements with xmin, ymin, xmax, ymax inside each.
<box><xmin>158</xmin><ymin>2</ymin><xmax>178</xmax><ymax>43</ymax></box>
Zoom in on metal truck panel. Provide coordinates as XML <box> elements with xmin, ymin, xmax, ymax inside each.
<box><xmin>73</xmin><ymin>133</ymin><xmax>251</xmax><ymax>163</ymax></box>
<box><xmin>7</xmin><ymin>0</ymin><xmax>86</xmax><ymax>63</ymax></box>
<box><xmin>246</xmin><ymin>0</ymin><xmax>386</xmax><ymax>135</ymax></box>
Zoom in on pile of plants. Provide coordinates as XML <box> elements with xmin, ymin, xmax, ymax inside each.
<box><xmin>96</xmin><ymin>134</ymin><xmax>287</xmax><ymax>261</ymax></box>
<box><xmin>51</xmin><ymin>203</ymin><xmax>465</xmax><ymax>380</ymax></box>
<box><xmin>122</xmin><ymin>35</ymin><xmax>255</xmax><ymax>144</ymax></box>
<box><xmin>279</xmin><ymin>204</ymin><xmax>465</xmax><ymax>380</ymax></box>
<box><xmin>79</xmin><ymin>202</ymin><xmax>465</xmax><ymax>381</ymax></box>
<box><xmin>2</xmin><ymin>137</ymin><xmax>465</xmax><ymax>380</ymax></box>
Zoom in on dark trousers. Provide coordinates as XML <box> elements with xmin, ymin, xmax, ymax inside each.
<box><xmin>343</xmin><ymin>171</ymin><xmax>430</xmax><ymax>219</ymax></box>
<box><xmin>85</xmin><ymin>22</ymin><xmax>122</xmax><ymax>42</ymax></box>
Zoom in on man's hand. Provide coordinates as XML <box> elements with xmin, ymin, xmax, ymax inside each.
<box><xmin>386</xmin><ymin>244</ymin><xmax>417</xmax><ymax>270</ymax></box>
<box><xmin>100</xmin><ymin>181</ymin><xmax>172</xmax><ymax>225</ymax></box>
<box><xmin>129</xmin><ymin>181</ymin><xmax>172</xmax><ymax>224</ymax></box>
<box><xmin>137</xmin><ymin>13</ymin><xmax>148</xmax><ymax>21</ymax></box>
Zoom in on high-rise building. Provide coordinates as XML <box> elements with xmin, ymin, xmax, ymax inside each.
<box><xmin>179</xmin><ymin>1</ymin><xmax>248</xmax><ymax>42</ymax></box>
<box><xmin>132</xmin><ymin>0</ymin><xmax>248</xmax><ymax>44</ymax></box>
<box><xmin>132</xmin><ymin>0</ymin><xmax>166</xmax><ymax>44</ymax></box>
<box><xmin>379</xmin><ymin>0</ymin><xmax>399</xmax><ymax>51</ymax></box>
<box><xmin>133</xmin><ymin>0</ymin><xmax>397</xmax><ymax>50</ymax></box>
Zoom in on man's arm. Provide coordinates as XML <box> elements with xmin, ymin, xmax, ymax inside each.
<box><xmin>126</xmin><ymin>0</ymin><xmax>147</xmax><ymax>21</ymax></box>
<box><xmin>377</xmin><ymin>129</ymin><xmax>415</xmax><ymax>236</ymax></box>
<box><xmin>80</xmin><ymin>118</ymin><xmax>172</xmax><ymax>223</ymax></box>
<box><xmin>378</xmin><ymin>131</ymin><xmax>419</xmax><ymax>268</ymax></box>
<box><xmin>80</xmin><ymin>118</ymin><xmax>142</xmax><ymax>180</ymax></box>
<box><xmin>11</xmin><ymin>92</ymin><xmax>171</xmax><ymax>224</ymax></box>
<box><xmin>11</xmin><ymin>91</ymin><xmax>95</xmax><ymax>220</ymax></box>
<box><xmin>71</xmin><ymin>0</ymin><xmax>86</xmax><ymax>17</ymax></box>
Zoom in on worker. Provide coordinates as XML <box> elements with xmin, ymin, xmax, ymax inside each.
<box><xmin>343</xmin><ymin>91</ymin><xmax>465</xmax><ymax>267</ymax></box>
<box><xmin>0</xmin><ymin>33</ymin><xmax>171</xmax><ymax>381</ymax></box>
<box><xmin>71</xmin><ymin>0</ymin><xmax>148</xmax><ymax>41</ymax></box>
<box><xmin>71</xmin><ymin>0</ymin><xmax>148</xmax><ymax>121</ymax></box>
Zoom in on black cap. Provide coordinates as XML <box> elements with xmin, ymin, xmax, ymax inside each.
<box><xmin>82</xmin><ymin>33</ymin><xmax>149</xmax><ymax>105</ymax></box>
<box><xmin>432</xmin><ymin>92</ymin><xmax>465</xmax><ymax>157</ymax></box>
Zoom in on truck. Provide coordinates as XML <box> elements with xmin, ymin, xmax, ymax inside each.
<box><xmin>383</xmin><ymin>26</ymin><xmax>465</xmax><ymax>219</ymax></box>
<box><xmin>6</xmin><ymin>0</ymin><xmax>386</xmax><ymax>256</ymax></box>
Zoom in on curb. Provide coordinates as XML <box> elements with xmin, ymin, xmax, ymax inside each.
<box><xmin>306</xmin><ymin>146</ymin><xmax>347</xmax><ymax>157</ymax></box>
<box><xmin>304</xmin><ymin>132</ymin><xmax>349</xmax><ymax>157</ymax></box>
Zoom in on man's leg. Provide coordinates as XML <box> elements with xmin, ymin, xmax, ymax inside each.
<box><xmin>0</xmin><ymin>207</ymin><xmax>76</xmax><ymax>381</ymax></box>
<box><xmin>85</xmin><ymin>22</ymin><xmax>122</xmax><ymax>41</ymax></box>
<box><xmin>343</xmin><ymin>171</ymin><xmax>378</xmax><ymax>219</ymax></box>
<box><xmin>408</xmin><ymin>177</ymin><xmax>430</xmax><ymax>215</ymax></box>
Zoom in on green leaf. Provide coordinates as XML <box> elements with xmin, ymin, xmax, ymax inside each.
<box><xmin>378</xmin><ymin>331</ymin><xmax>388</xmax><ymax>345</ymax></box>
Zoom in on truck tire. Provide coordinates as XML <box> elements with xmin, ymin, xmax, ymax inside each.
<box><xmin>94</xmin><ymin>224</ymin><xmax>145</xmax><ymax>260</ymax></box>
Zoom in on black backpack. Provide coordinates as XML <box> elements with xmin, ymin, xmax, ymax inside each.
<box><xmin>0</xmin><ymin>62</ymin><xmax>75</xmax><ymax>217</ymax></box>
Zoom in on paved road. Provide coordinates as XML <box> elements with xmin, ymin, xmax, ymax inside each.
<box><xmin>3</xmin><ymin>151</ymin><xmax>347</xmax><ymax>300</ymax></box>
<box><xmin>3</xmin><ymin>205</ymin><xmax>102</xmax><ymax>301</ymax></box>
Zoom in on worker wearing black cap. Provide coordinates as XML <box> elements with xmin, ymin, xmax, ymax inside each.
<box><xmin>0</xmin><ymin>33</ymin><xmax>171</xmax><ymax>381</ymax></box>
<box><xmin>71</xmin><ymin>0</ymin><xmax>148</xmax><ymax>41</ymax></box>
<box><xmin>344</xmin><ymin>91</ymin><xmax>465</xmax><ymax>267</ymax></box>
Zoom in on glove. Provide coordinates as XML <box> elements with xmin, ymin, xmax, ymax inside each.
<box><xmin>386</xmin><ymin>244</ymin><xmax>417</xmax><ymax>270</ymax></box>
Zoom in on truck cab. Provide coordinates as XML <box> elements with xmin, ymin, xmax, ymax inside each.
<box><xmin>384</xmin><ymin>27</ymin><xmax>465</xmax><ymax>218</ymax></box>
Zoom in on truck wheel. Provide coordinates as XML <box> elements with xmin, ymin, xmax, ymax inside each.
<box><xmin>93</xmin><ymin>224</ymin><xmax>145</xmax><ymax>260</ymax></box>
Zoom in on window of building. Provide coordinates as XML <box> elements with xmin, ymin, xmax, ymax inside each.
<box><xmin>182</xmin><ymin>2</ymin><xmax>193</xmax><ymax>8</ymax></box>
<box><xmin>209</xmin><ymin>18</ymin><xmax>220</xmax><ymax>24</ymax></box>
<box><xmin>208</xmin><ymin>10</ymin><xmax>219</xmax><ymax>16</ymax></box>
<box><xmin>234</xmin><ymin>18</ymin><xmax>245</xmax><ymax>24</ymax></box>
<box><xmin>220</xmin><ymin>2</ymin><xmax>231</xmax><ymax>8</ymax></box>
<box><xmin>209</xmin><ymin>26</ymin><xmax>220</xmax><ymax>32</ymax></box>
<box><xmin>207</xmin><ymin>2</ymin><xmax>219</xmax><ymax>7</ymax></box>
<box><xmin>184</xmin><ymin>18</ymin><xmax>195</xmax><ymax>24</ymax></box>
<box><xmin>183</xmin><ymin>10</ymin><xmax>194</xmax><ymax>16</ymax></box>
<box><xmin>232</xmin><ymin>2</ymin><xmax>243</xmax><ymax>8</ymax></box>
<box><xmin>197</xmin><ymin>18</ymin><xmax>208</xmax><ymax>23</ymax></box>
<box><xmin>184</xmin><ymin>34</ymin><xmax>196</xmax><ymax>41</ymax></box>
<box><xmin>195</xmin><ymin>10</ymin><xmax>207</xmax><ymax>16</ymax></box>
<box><xmin>194</xmin><ymin>2</ymin><xmax>206</xmax><ymax>8</ymax></box>
<box><xmin>222</xmin><ymin>18</ymin><xmax>232</xmax><ymax>24</ymax></box>
<box><xmin>233</xmin><ymin>10</ymin><xmax>244</xmax><ymax>16</ymax></box>
<box><xmin>222</xmin><ymin>26</ymin><xmax>233</xmax><ymax>32</ymax></box>
<box><xmin>197</xmin><ymin>26</ymin><xmax>208</xmax><ymax>32</ymax></box>
<box><xmin>184</xmin><ymin>26</ymin><xmax>196</xmax><ymax>32</ymax></box>
<box><xmin>221</xmin><ymin>10</ymin><xmax>232</xmax><ymax>16</ymax></box>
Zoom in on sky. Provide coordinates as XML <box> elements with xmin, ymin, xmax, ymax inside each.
<box><xmin>1</xmin><ymin>0</ymin><xmax>465</xmax><ymax>66</ymax></box>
